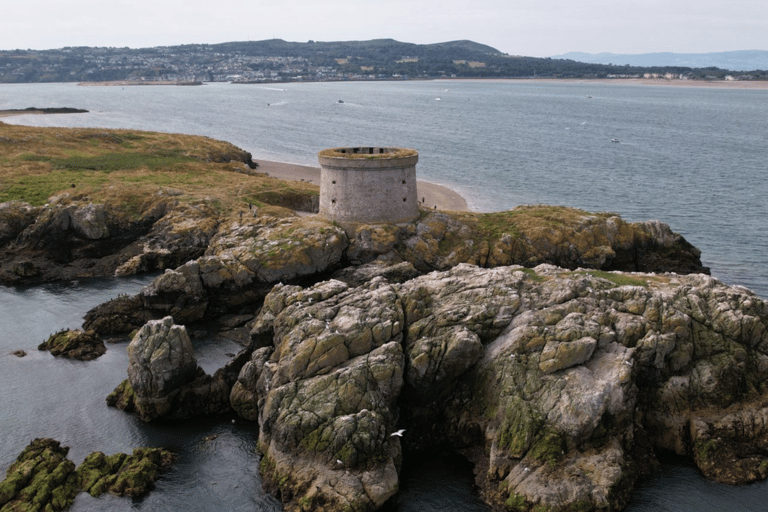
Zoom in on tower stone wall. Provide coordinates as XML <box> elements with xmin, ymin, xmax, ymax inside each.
<box><xmin>318</xmin><ymin>147</ymin><xmax>419</xmax><ymax>224</ymax></box>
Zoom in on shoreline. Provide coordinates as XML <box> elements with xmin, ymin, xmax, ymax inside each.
<box><xmin>441</xmin><ymin>77</ymin><xmax>768</xmax><ymax>89</ymax></box>
<box><xmin>253</xmin><ymin>158</ymin><xmax>468</xmax><ymax>212</ymax></box>
<box><xmin>74</xmin><ymin>77</ymin><xmax>768</xmax><ymax>90</ymax></box>
<box><xmin>0</xmin><ymin>111</ymin><xmax>470</xmax><ymax>212</ymax></box>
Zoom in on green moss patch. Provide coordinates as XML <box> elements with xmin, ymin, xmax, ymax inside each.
<box><xmin>0</xmin><ymin>438</ymin><xmax>174</xmax><ymax>511</ymax></box>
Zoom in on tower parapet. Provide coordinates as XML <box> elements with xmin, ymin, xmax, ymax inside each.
<box><xmin>318</xmin><ymin>147</ymin><xmax>419</xmax><ymax>224</ymax></box>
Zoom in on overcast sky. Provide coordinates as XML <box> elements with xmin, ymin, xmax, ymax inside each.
<box><xmin>2</xmin><ymin>0</ymin><xmax>766</xmax><ymax>57</ymax></box>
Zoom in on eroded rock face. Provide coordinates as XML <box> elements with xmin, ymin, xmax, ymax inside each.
<box><xmin>239</xmin><ymin>279</ymin><xmax>406</xmax><ymax>512</ymax></box>
<box><xmin>345</xmin><ymin>209</ymin><xmax>707</xmax><ymax>276</ymax></box>
<box><xmin>0</xmin><ymin>200</ymin><xmax>40</xmax><ymax>246</ymax></box>
<box><xmin>125</xmin><ymin>316</ymin><xmax>199</xmax><ymax>420</ymax></box>
<box><xmin>233</xmin><ymin>264</ymin><xmax>768</xmax><ymax>512</ymax></box>
<box><xmin>109</xmin><ymin>316</ymin><xmax>244</xmax><ymax>422</ymax></box>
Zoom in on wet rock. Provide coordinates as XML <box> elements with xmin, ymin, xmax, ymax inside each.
<box><xmin>0</xmin><ymin>437</ymin><xmax>174</xmax><ymax>511</ymax></box>
<box><xmin>76</xmin><ymin>447</ymin><xmax>175</xmax><ymax>498</ymax></box>
<box><xmin>82</xmin><ymin>293</ymin><xmax>157</xmax><ymax>335</ymax></box>
<box><xmin>38</xmin><ymin>329</ymin><xmax>106</xmax><ymax>360</ymax></box>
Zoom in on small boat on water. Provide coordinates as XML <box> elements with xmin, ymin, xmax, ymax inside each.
<box><xmin>611</xmin><ymin>138</ymin><xmax>620</xmax><ymax>143</ymax></box>
<box><xmin>337</xmin><ymin>100</ymin><xmax>344</xmax><ymax>104</ymax></box>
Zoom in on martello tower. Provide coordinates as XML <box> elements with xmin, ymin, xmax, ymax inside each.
<box><xmin>317</xmin><ymin>147</ymin><xmax>419</xmax><ymax>224</ymax></box>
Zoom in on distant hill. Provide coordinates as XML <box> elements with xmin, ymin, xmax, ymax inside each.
<box><xmin>551</xmin><ymin>50</ymin><xmax>768</xmax><ymax>72</ymax></box>
<box><xmin>1</xmin><ymin>39</ymin><xmax>766</xmax><ymax>84</ymax></box>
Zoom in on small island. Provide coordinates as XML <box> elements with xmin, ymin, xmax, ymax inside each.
<box><xmin>2</xmin><ymin>120</ymin><xmax>768</xmax><ymax>512</ymax></box>
<box><xmin>0</xmin><ymin>107</ymin><xmax>88</xmax><ymax>117</ymax></box>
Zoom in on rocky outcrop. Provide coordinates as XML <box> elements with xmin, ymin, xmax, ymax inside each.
<box><xmin>0</xmin><ymin>438</ymin><xmax>173</xmax><ymax>511</ymax></box>
<box><xmin>76</xmin><ymin>446</ymin><xmax>175</xmax><ymax>498</ymax></box>
<box><xmin>38</xmin><ymin>329</ymin><xmax>106</xmax><ymax>360</ymax></box>
<box><xmin>2</xmin><ymin>195</ymin><xmax>707</xmax><ymax>290</ymax></box>
<box><xmin>240</xmin><ymin>279</ymin><xmax>406</xmax><ymax>512</ymax></box>
<box><xmin>223</xmin><ymin>264</ymin><xmax>768</xmax><ymax>512</ymax></box>
<box><xmin>107</xmin><ymin>316</ymin><xmax>238</xmax><ymax>421</ymax></box>
<box><xmin>0</xmin><ymin>200</ymin><xmax>39</xmax><ymax>246</ymax></box>
<box><xmin>0</xmin><ymin>438</ymin><xmax>78</xmax><ymax>511</ymax></box>
<box><xmin>78</xmin><ymin>206</ymin><xmax>706</xmax><ymax>338</ymax></box>
<box><xmin>346</xmin><ymin>209</ymin><xmax>706</xmax><ymax>275</ymax></box>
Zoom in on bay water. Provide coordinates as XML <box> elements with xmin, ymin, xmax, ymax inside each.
<box><xmin>1</xmin><ymin>80</ymin><xmax>767</xmax><ymax>510</ymax></box>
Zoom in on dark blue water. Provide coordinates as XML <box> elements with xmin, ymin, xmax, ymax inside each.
<box><xmin>2</xmin><ymin>80</ymin><xmax>768</xmax><ymax>510</ymax></box>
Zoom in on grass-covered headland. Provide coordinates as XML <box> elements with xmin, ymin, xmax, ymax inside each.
<box><xmin>0</xmin><ymin>121</ymin><xmax>318</xmax><ymax>212</ymax></box>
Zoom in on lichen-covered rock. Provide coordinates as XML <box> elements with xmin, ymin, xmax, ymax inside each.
<box><xmin>230</xmin><ymin>347</ymin><xmax>273</xmax><ymax>421</ymax></box>
<box><xmin>114</xmin><ymin>201</ymin><xmax>219</xmax><ymax>276</ymax></box>
<box><xmin>0</xmin><ymin>201</ymin><xmax>40</xmax><ymax>247</ymax></box>
<box><xmin>358</xmin><ymin>208</ymin><xmax>708</xmax><ymax>275</ymax></box>
<box><xmin>201</xmin><ymin>215</ymin><xmax>347</xmax><ymax>287</ymax></box>
<box><xmin>139</xmin><ymin>262</ymin><xmax>208</xmax><ymax>324</ymax></box>
<box><xmin>109</xmin><ymin>316</ymin><xmax>242</xmax><ymax>421</ymax></box>
<box><xmin>247</xmin><ymin>263</ymin><xmax>768</xmax><ymax>512</ymax></box>
<box><xmin>330</xmin><ymin>261</ymin><xmax>422</xmax><ymax>287</ymax></box>
<box><xmin>248</xmin><ymin>279</ymin><xmax>406</xmax><ymax>512</ymax></box>
<box><xmin>122</xmin><ymin>316</ymin><xmax>199</xmax><ymax>421</ymax></box>
<box><xmin>69</xmin><ymin>203</ymin><xmax>110</xmax><ymax>239</ymax></box>
<box><xmin>38</xmin><ymin>328</ymin><xmax>106</xmax><ymax>360</ymax></box>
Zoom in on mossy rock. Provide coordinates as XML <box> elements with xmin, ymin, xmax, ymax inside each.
<box><xmin>0</xmin><ymin>438</ymin><xmax>78</xmax><ymax>512</ymax></box>
<box><xmin>38</xmin><ymin>329</ymin><xmax>106</xmax><ymax>360</ymax></box>
<box><xmin>106</xmin><ymin>379</ymin><xmax>137</xmax><ymax>412</ymax></box>
<box><xmin>1</xmin><ymin>438</ymin><xmax>175</xmax><ymax>512</ymax></box>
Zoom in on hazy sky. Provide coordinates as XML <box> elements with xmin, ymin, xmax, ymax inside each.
<box><xmin>2</xmin><ymin>0</ymin><xmax>766</xmax><ymax>57</ymax></box>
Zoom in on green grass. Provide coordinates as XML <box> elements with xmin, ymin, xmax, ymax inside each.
<box><xmin>48</xmin><ymin>151</ymin><xmax>196</xmax><ymax>172</ymax></box>
<box><xmin>0</xmin><ymin>170</ymin><xmax>111</xmax><ymax>205</ymax></box>
<box><xmin>0</xmin><ymin>123</ymin><xmax>320</xmax><ymax>212</ymax></box>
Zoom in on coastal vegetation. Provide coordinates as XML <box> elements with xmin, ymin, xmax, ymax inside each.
<box><xmin>0</xmin><ymin>122</ymin><xmax>318</xmax><ymax>211</ymax></box>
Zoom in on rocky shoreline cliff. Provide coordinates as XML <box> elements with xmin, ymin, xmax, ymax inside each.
<box><xmin>6</xmin><ymin>124</ymin><xmax>767</xmax><ymax>512</ymax></box>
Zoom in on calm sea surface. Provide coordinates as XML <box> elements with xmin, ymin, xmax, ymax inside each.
<box><xmin>1</xmin><ymin>80</ymin><xmax>767</xmax><ymax>510</ymax></box>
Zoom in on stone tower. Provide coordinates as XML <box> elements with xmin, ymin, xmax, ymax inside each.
<box><xmin>317</xmin><ymin>147</ymin><xmax>419</xmax><ymax>224</ymax></box>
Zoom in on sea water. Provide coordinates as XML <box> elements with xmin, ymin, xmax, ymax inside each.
<box><xmin>1</xmin><ymin>80</ymin><xmax>767</xmax><ymax>510</ymax></box>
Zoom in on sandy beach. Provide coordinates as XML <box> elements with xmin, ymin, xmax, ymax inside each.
<box><xmin>253</xmin><ymin>159</ymin><xmax>468</xmax><ymax>212</ymax></box>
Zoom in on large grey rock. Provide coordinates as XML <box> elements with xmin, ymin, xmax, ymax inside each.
<box><xmin>126</xmin><ymin>316</ymin><xmax>199</xmax><ymax>420</ymax></box>
<box><xmin>110</xmin><ymin>315</ymin><xmax>240</xmax><ymax>421</ymax></box>
<box><xmin>243</xmin><ymin>263</ymin><xmax>768</xmax><ymax>512</ymax></box>
<box><xmin>243</xmin><ymin>279</ymin><xmax>405</xmax><ymax>512</ymax></box>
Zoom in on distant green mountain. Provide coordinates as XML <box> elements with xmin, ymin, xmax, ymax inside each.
<box><xmin>0</xmin><ymin>39</ymin><xmax>765</xmax><ymax>84</ymax></box>
<box><xmin>552</xmin><ymin>50</ymin><xmax>768</xmax><ymax>72</ymax></box>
